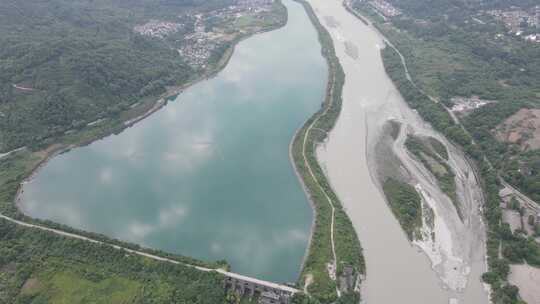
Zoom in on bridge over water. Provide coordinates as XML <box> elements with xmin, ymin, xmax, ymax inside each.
<box><xmin>219</xmin><ymin>269</ymin><xmax>298</xmax><ymax>303</ymax></box>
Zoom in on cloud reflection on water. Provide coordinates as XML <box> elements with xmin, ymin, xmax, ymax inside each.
<box><xmin>19</xmin><ymin>0</ymin><xmax>325</xmax><ymax>282</ymax></box>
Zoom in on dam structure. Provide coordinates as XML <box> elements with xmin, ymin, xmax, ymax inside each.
<box><xmin>222</xmin><ymin>271</ymin><xmax>298</xmax><ymax>303</ymax></box>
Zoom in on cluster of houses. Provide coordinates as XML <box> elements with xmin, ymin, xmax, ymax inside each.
<box><xmin>133</xmin><ymin>0</ymin><xmax>275</xmax><ymax>69</ymax></box>
<box><xmin>368</xmin><ymin>0</ymin><xmax>401</xmax><ymax>18</ymax></box>
<box><xmin>500</xmin><ymin>187</ymin><xmax>540</xmax><ymax>243</ymax></box>
<box><xmin>177</xmin><ymin>30</ymin><xmax>225</xmax><ymax>68</ymax></box>
<box><xmin>133</xmin><ymin>21</ymin><xmax>184</xmax><ymax>38</ymax></box>
<box><xmin>487</xmin><ymin>6</ymin><xmax>540</xmax><ymax>42</ymax></box>
<box><xmin>450</xmin><ymin>96</ymin><xmax>493</xmax><ymax>116</ymax></box>
<box><xmin>178</xmin><ymin>0</ymin><xmax>276</xmax><ymax>68</ymax></box>
<box><xmin>237</xmin><ymin>0</ymin><xmax>274</xmax><ymax>9</ymax></box>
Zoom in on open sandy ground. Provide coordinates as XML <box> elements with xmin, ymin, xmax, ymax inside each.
<box><xmin>508</xmin><ymin>264</ymin><xmax>540</xmax><ymax>304</ymax></box>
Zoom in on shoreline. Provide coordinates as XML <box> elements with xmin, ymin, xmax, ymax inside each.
<box><xmin>289</xmin><ymin>122</ymin><xmax>317</xmax><ymax>278</ymax></box>
<box><xmin>290</xmin><ymin>0</ymin><xmax>336</xmax><ymax>280</ymax></box>
<box><xmin>15</xmin><ymin>144</ymin><xmax>76</xmax><ymax>213</ymax></box>
<box><xmin>7</xmin><ymin>2</ymin><xmax>291</xmax><ymax>274</ymax></box>
<box><xmin>14</xmin><ymin>15</ymin><xmax>288</xmax><ymax>219</ymax></box>
<box><xmin>290</xmin><ymin>0</ymin><xmax>330</xmax><ymax>284</ymax></box>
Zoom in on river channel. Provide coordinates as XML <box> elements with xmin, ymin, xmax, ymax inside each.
<box><xmin>309</xmin><ymin>0</ymin><xmax>489</xmax><ymax>303</ymax></box>
<box><xmin>18</xmin><ymin>0</ymin><xmax>325</xmax><ymax>283</ymax></box>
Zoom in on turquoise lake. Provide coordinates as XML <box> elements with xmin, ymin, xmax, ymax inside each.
<box><xmin>19</xmin><ymin>0</ymin><xmax>326</xmax><ymax>283</ymax></box>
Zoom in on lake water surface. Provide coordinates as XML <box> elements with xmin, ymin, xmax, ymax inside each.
<box><xmin>19</xmin><ymin>0</ymin><xmax>326</xmax><ymax>283</ymax></box>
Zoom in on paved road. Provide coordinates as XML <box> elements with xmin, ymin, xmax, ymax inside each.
<box><xmin>500</xmin><ymin>180</ymin><xmax>539</xmax><ymax>213</ymax></box>
<box><xmin>299</xmin><ymin>49</ymin><xmax>340</xmax><ymax>296</ymax></box>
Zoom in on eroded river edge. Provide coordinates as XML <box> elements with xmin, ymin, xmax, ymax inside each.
<box><xmin>308</xmin><ymin>0</ymin><xmax>490</xmax><ymax>303</ymax></box>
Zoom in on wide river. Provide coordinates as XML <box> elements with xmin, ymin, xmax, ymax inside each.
<box><xmin>19</xmin><ymin>0</ymin><xmax>326</xmax><ymax>283</ymax></box>
<box><xmin>309</xmin><ymin>0</ymin><xmax>489</xmax><ymax>303</ymax></box>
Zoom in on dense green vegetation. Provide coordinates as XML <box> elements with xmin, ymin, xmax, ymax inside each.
<box><xmin>0</xmin><ymin>150</ymin><xmax>41</xmax><ymax>216</ymax></box>
<box><xmin>381</xmin><ymin>47</ymin><xmax>474</xmax><ymax>150</ymax></box>
<box><xmin>478</xmin><ymin>162</ymin><xmax>540</xmax><ymax>304</ymax></box>
<box><xmin>405</xmin><ymin>135</ymin><xmax>459</xmax><ymax>215</ymax></box>
<box><xmin>428</xmin><ymin>137</ymin><xmax>449</xmax><ymax>161</ymax></box>
<box><xmin>0</xmin><ymin>219</ymin><xmax>226</xmax><ymax>304</ymax></box>
<box><xmin>352</xmin><ymin>0</ymin><xmax>540</xmax><ymax>202</ymax></box>
<box><xmin>292</xmin><ymin>1</ymin><xmax>364</xmax><ymax>302</ymax></box>
<box><xmin>290</xmin><ymin>289</ymin><xmax>359</xmax><ymax>304</ymax></box>
<box><xmin>382</xmin><ymin>178</ymin><xmax>422</xmax><ymax>240</ymax></box>
<box><xmin>0</xmin><ymin>0</ymin><xmax>229</xmax><ymax>152</ymax></box>
<box><xmin>349</xmin><ymin>0</ymin><xmax>540</xmax><ymax>302</ymax></box>
<box><xmin>464</xmin><ymin>104</ymin><xmax>540</xmax><ymax>202</ymax></box>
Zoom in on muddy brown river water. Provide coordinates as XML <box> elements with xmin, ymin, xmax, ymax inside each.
<box><xmin>308</xmin><ymin>0</ymin><xmax>490</xmax><ymax>303</ymax></box>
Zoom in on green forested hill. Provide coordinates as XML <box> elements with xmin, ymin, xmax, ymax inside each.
<box><xmin>0</xmin><ymin>0</ymin><xmax>233</xmax><ymax>151</ymax></box>
<box><xmin>0</xmin><ymin>219</ymin><xmax>226</xmax><ymax>304</ymax></box>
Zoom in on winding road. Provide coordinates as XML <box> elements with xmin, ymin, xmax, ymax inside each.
<box><xmin>298</xmin><ymin>50</ymin><xmax>341</xmax><ymax>296</ymax></box>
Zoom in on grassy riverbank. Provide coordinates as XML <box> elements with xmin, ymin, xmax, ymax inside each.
<box><xmin>292</xmin><ymin>1</ymin><xmax>365</xmax><ymax>302</ymax></box>
<box><xmin>404</xmin><ymin>134</ymin><xmax>460</xmax><ymax>218</ymax></box>
<box><xmin>382</xmin><ymin>178</ymin><xmax>422</xmax><ymax>240</ymax></box>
